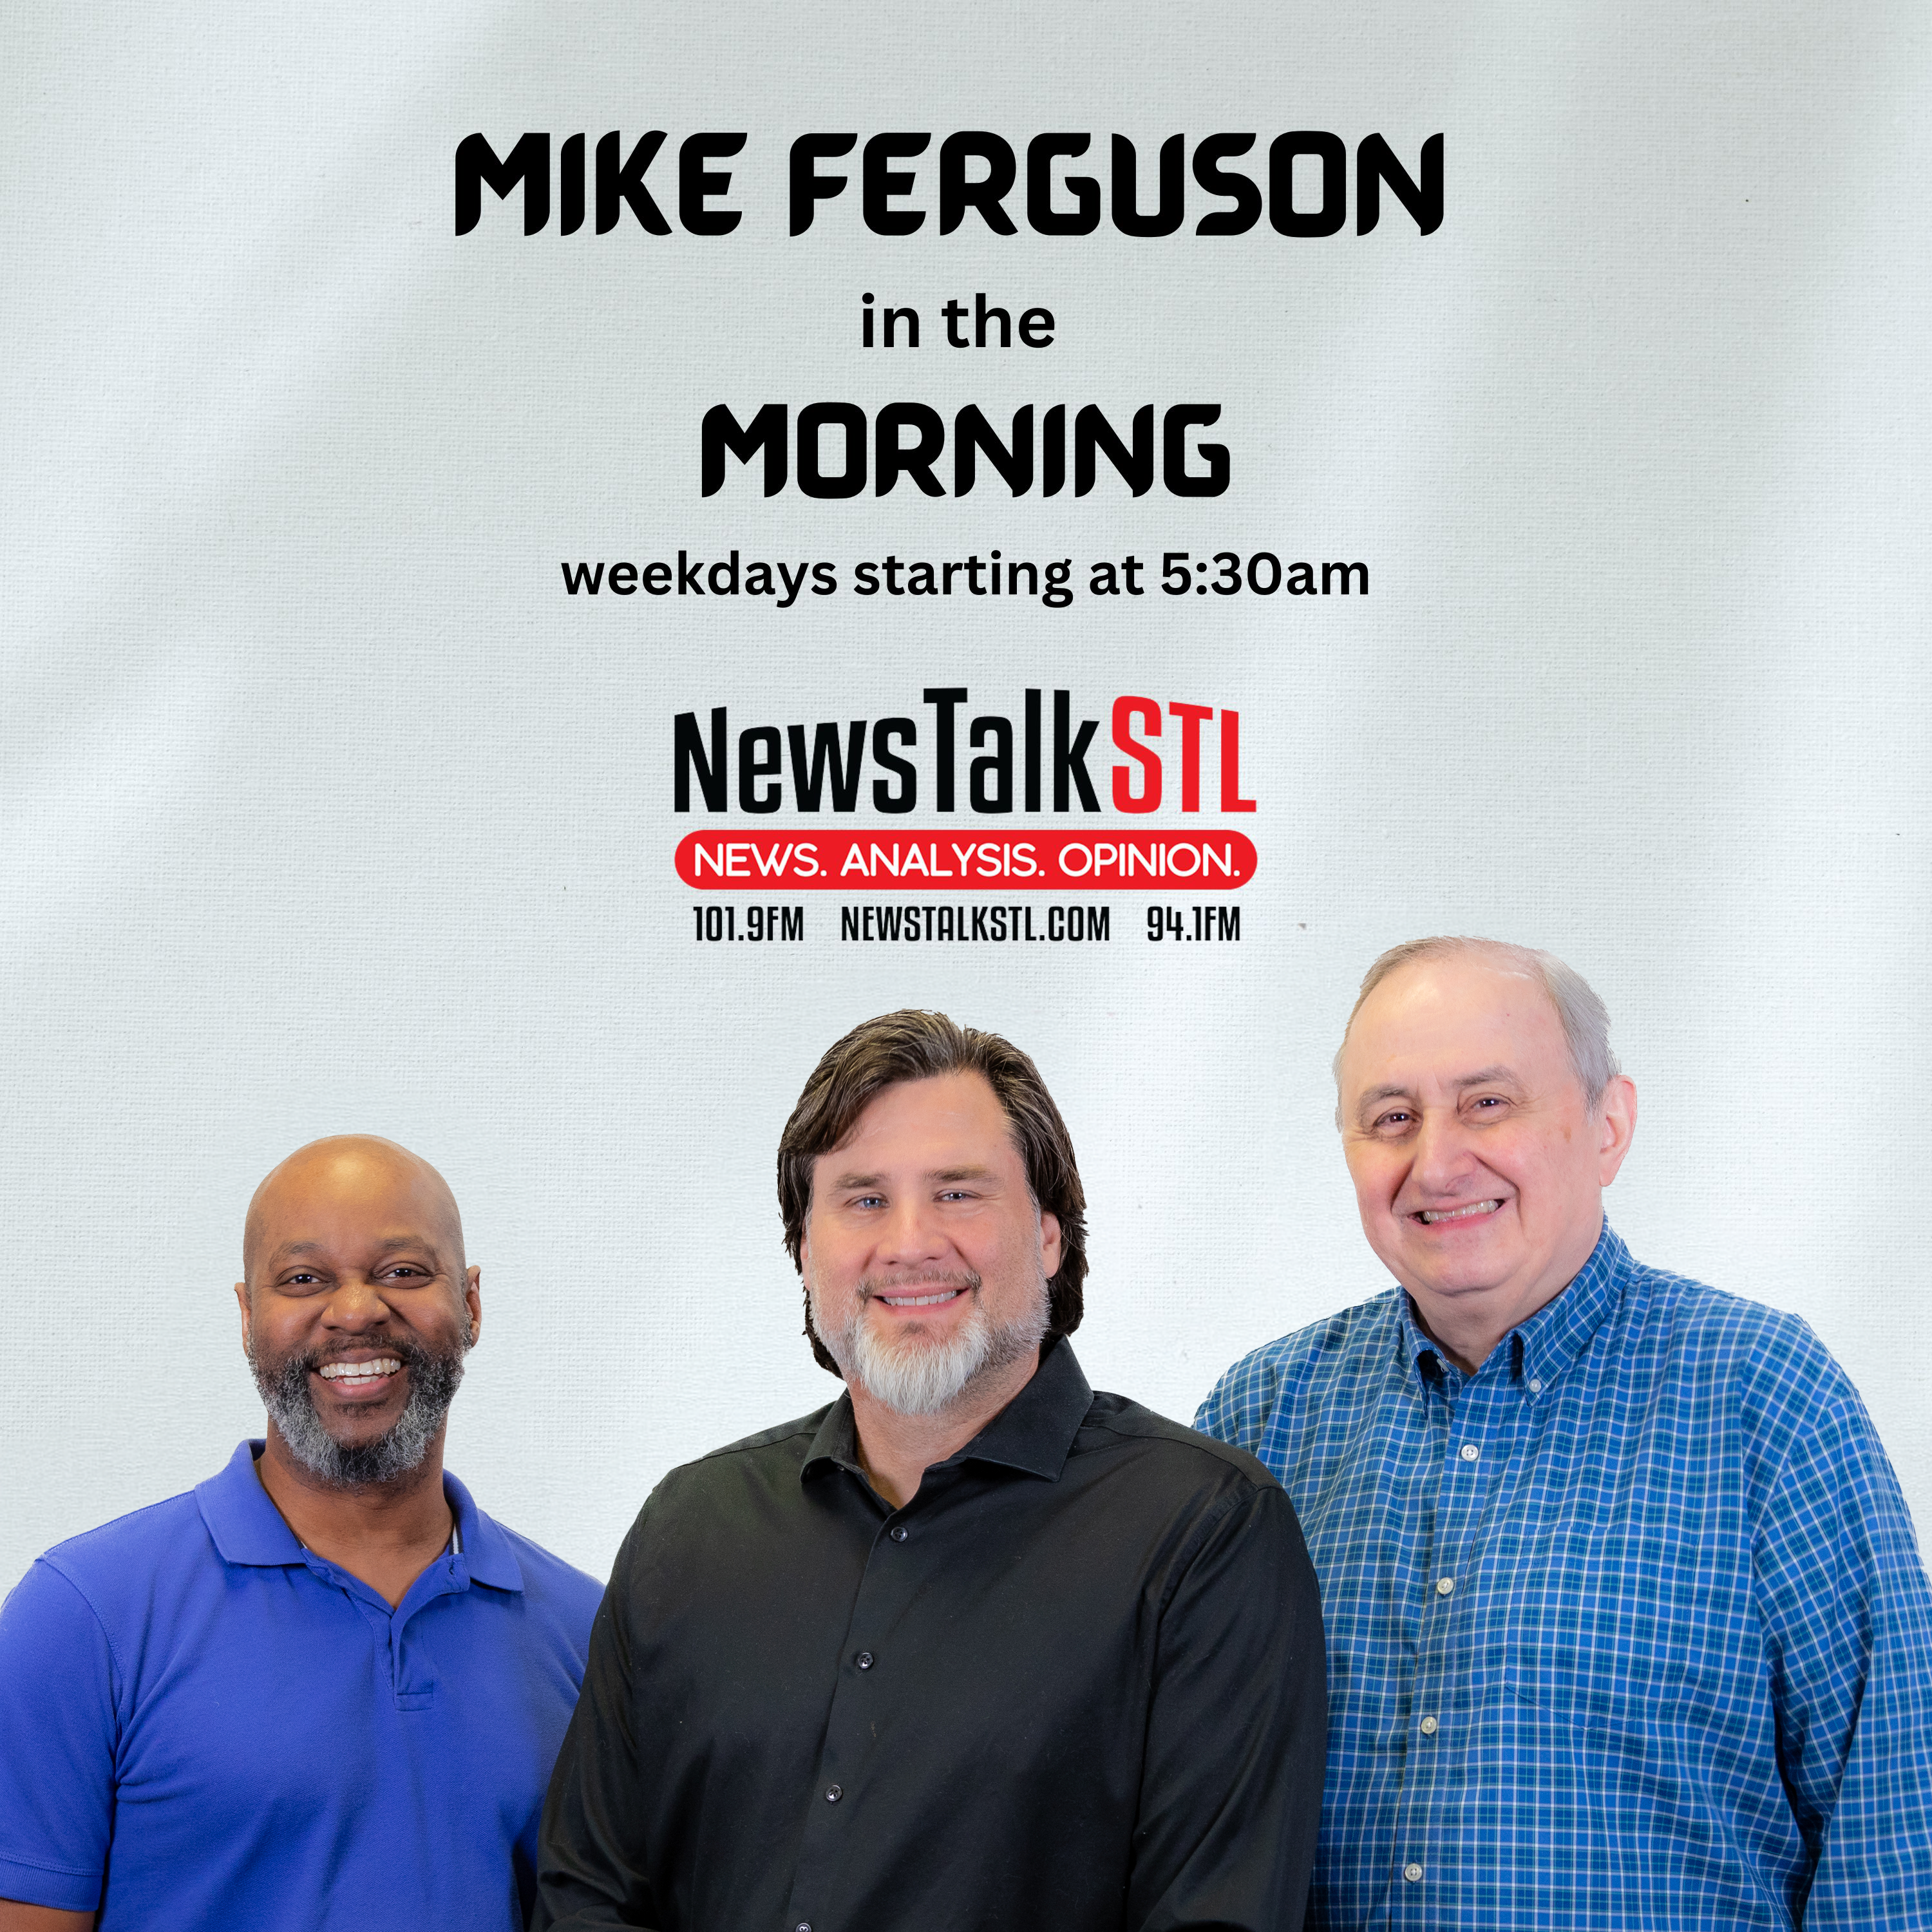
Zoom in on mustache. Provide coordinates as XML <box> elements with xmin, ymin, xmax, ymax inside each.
<box><xmin>857</xmin><ymin>1268</ymin><xmax>982</xmax><ymax>1302</ymax></box>
<box><xmin>245</xmin><ymin>1319</ymin><xmax>472</xmax><ymax>1378</ymax></box>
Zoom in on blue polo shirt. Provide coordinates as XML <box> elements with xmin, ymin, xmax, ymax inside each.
<box><xmin>0</xmin><ymin>1441</ymin><xmax>604</xmax><ymax>1929</ymax></box>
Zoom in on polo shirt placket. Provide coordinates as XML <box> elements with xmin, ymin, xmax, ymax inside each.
<box><xmin>294</xmin><ymin>1544</ymin><xmax>468</xmax><ymax>1714</ymax></box>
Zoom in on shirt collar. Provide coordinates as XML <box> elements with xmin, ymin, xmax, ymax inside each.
<box><xmin>1397</xmin><ymin>1218</ymin><xmax>1631</xmax><ymax>1392</ymax></box>
<box><xmin>802</xmin><ymin>1336</ymin><xmax>1096</xmax><ymax>1488</ymax></box>
<box><xmin>195</xmin><ymin>1441</ymin><xmax>523</xmax><ymax>1593</ymax></box>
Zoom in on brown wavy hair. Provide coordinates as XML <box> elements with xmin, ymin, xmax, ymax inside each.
<box><xmin>777</xmin><ymin>1010</ymin><xmax>1088</xmax><ymax>1375</ymax></box>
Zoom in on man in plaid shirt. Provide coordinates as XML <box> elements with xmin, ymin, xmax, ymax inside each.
<box><xmin>1197</xmin><ymin>936</ymin><xmax>1932</xmax><ymax>1929</ymax></box>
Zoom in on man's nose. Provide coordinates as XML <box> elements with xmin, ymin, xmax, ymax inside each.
<box><xmin>1410</xmin><ymin>1109</ymin><xmax>1477</xmax><ymax>1190</ymax></box>
<box><xmin>322</xmin><ymin>1276</ymin><xmax>392</xmax><ymax>1326</ymax></box>
<box><xmin>875</xmin><ymin>1197</ymin><xmax>950</xmax><ymax>1267</ymax></box>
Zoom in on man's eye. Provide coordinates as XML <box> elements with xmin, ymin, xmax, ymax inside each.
<box><xmin>1470</xmin><ymin>1096</ymin><xmax>1506</xmax><ymax>1112</ymax></box>
<box><xmin>384</xmin><ymin>1265</ymin><xmax>425</xmax><ymax>1279</ymax></box>
<box><xmin>1375</xmin><ymin>1111</ymin><xmax>1414</xmax><ymax>1130</ymax></box>
<box><xmin>852</xmin><ymin>1195</ymin><xmax>885</xmax><ymax>1210</ymax></box>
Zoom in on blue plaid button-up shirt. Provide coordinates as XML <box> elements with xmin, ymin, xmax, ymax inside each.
<box><xmin>1196</xmin><ymin>1222</ymin><xmax>1932</xmax><ymax>1929</ymax></box>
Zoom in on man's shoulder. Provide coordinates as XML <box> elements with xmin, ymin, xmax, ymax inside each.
<box><xmin>1622</xmin><ymin>1256</ymin><xmax>1838</xmax><ymax>1391</ymax></box>
<box><xmin>1076</xmin><ymin>1391</ymin><xmax>1282</xmax><ymax>1496</ymax></box>
<box><xmin>471</xmin><ymin>1514</ymin><xmax>606</xmax><ymax>1623</ymax></box>
<box><xmin>645</xmin><ymin>1404</ymin><xmax>838</xmax><ymax>1503</ymax></box>
<box><xmin>1197</xmin><ymin>1289</ymin><xmax>1403</xmax><ymax>1437</ymax></box>
<box><xmin>31</xmin><ymin>1487</ymin><xmax>213</xmax><ymax>1607</ymax></box>
<box><xmin>1231</xmin><ymin>1289</ymin><xmax>1403</xmax><ymax>1379</ymax></box>
<box><xmin>698</xmin><ymin>1404</ymin><xmax>838</xmax><ymax>1461</ymax></box>
<box><xmin>1618</xmin><ymin>1256</ymin><xmax>1859</xmax><ymax>1463</ymax></box>
<box><xmin>2</xmin><ymin>1487</ymin><xmax>215</xmax><ymax>1666</ymax></box>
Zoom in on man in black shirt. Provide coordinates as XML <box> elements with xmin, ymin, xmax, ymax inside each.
<box><xmin>536</xmin><ymin>1010</ymin><xmax>1325</xmax><ymax>1932</ymax></box>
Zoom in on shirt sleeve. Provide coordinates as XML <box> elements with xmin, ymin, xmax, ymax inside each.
<box><xmin>531</xmin><ymin>1536</ymin><xmax>665</xmax><ymax>1932</ymax></box>
<box><xmin>1126</xmin><ymin>1478</ymin><xmax>1327</xmax><ymax>1932</ymax></box>
<box><xmin>0</xmin><ymin>1559</ymin><xmax>118</xmax><ymax>1912</ymax></box>
<box><xmin>1752</xmin><ymin>1368</ymin><xmax>1932</xmax><ymax>1928</ymax></box>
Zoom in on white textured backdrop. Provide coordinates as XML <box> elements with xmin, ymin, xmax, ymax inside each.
<box><xmin>3</xmin><ymin>2</ymin><xmax>1927</xmax><ymax>1591</ymax></box>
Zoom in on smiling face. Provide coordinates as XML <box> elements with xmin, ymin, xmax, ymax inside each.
<box><xmin>802</xmin><ymin>1071</ymin><xmax>1060</xmax><ymax>1417</ymax></box>
<box><xmin>234</xmin><ymin>1137</ymin><xmax>480</xmax><ymax>1487</ymax></box>
<box><xmin>1336</xmin><ymin>952</ymin><xmax>1635</xmax><ymax>1359</ymax></box>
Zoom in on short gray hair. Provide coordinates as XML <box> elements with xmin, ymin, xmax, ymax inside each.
<box><xmin>1334</xmin><ymin>936</ymin><xmax>1620</xmax><ymax>1123</ymax></box>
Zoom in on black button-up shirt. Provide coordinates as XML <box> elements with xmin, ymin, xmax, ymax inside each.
<box><xmin>535</xmin><ymin>1341</ymin><xmax>1325</xmax><ymax>1932</ymax></box>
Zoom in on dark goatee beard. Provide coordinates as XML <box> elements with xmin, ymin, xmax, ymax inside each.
<box><xmin>247</xmin><ymin>1329</ymin><xmax>468</xmax><ymax>1489</ymax></box>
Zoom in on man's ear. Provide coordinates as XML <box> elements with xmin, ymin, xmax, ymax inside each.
<box><xmin>1596</xmin><ymin>1076</ymin><xmax>1638</xmax><ymax>1186</ymax></box>
<box><xmin>1038</xmin><ymin>1211</ymin><xmax>1062</xmax><ymax>1281</ymax></box>
<box><xmin>234</xmin><ymin>1280</ymin><xmax>252</xmax><ymax>1352</ymax></box>
<box><xmin>462</xmin><ymin>1265</ymin><xmax>482</xmax><ymax>1345</ymax></box>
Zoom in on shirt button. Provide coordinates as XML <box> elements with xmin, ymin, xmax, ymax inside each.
<box><xmin>1435</xmin><ymin>1576</ymin><xmax>1455</xmax><ymax>1596</ymax></box>
<box><xmin>1420</xmin><ymin>1715</ymin><xmax>1439</xmax><ymax>1735</ymax></box>
<box><xmin>1459</xmin><ymin>1443</ymin><xmax>1479</xmax><ymax>1462</ymax></box>
<box><xmin>1403</xmin><ymin>1862</ymin><xmax>1424</xmax><ymax>1882</ymax></box>
<box><xmin>796</xmin><ymin>1924</ymin><xmax>812</xmax><ymax>1932</ymax></box>
<box><xmin>889</xmin><ymin>1525</ymin><xmax>909</xmax><ymax>1543</ymax></box>
<box><xmin>824</xmin><ymin>1784</ymin><xmax>843</xmax><ymax>1803</ymax></box>
<box><xmin>855</xmin><ymin>1651</ymin><xmax>875</xmax><ymax>1670</ymax></box>
<box><xmin>1529</xmin><ymin>1378</ymin><xmax>1543</xmax><ymax>1394</ymax></box>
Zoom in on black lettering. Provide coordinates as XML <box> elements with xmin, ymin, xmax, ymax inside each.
<box><xmin>970</xmin><ymin>717</ymin><xmax>1013</xmax><ymax>812</ymax></box>
<box><xmin>674</xmin><ymin>708</ymin><xmax>727</xmax><ymax>811</ymax></box>
<box><xmin>1026</xmin><ymin>133</ymin><xmax>1099</xmax><ymax>235</ymax></box>
<box><xmin>1162</xmin><ymin>405</ymin><xmax>1229</xmax><ymax>497</ymax></box>
<box><xmin>1192</xmin><ymin>133</ymin><xmax>1262</xmax><ymax>235</ymax></box>
<box><xmin>1054</xmin><ymin>690</ymin><xmax>1099</xmax><ymax>811</ymax></box>
<box><xmin>679</xmin><ymin>133</ymin><xmax>745</xmax><ymax>235</ymax></box>
<box><xmin>954</xmin><ymin>406</ymin><xmax>1033</xmax><ymax>495</ymax></box>
<box><xmin>1357</xmin><ymin>132</ymin><xmax>1443</xmax><ymax>236</ymax></box>
<box><xmin>923</xmin><ymin>688</ymin><xmax>967</xmax><ymax>810</ymax></box>
<box><xmin>455</xmin><ymin>131</ymin><xmax>548</xmax><ymax>236</ymax></box>
<box><xmin>1074</xmin><ymin>403</ymin><xmax>1155</xmax><ymax>496</ymax></box>
<box><xmin>1111</xmin><ymin>134</ymin><xmax>1184</xmax><ymax>237</ymax></box>
<box><xmin>560</xmin><ymin>560</ymin><xmax>604</xmax><ymax>594</ymax></box>
<box><xmin>799</xmin><ymin>402</ymin><xmax>868</xmax><ymax>498</ymax></box>
<box><xmin>739</xmin><ymin>726</ymin><xmax>782</xmax><ymax>813</ymax></box>
<box><xmin>701</xmin><ymin>404</ymin><xmax>788</xmax><ymax>497</ymax></box>
<box><xmin>790</xmin><ymin>133</ymin><xmax>855</xmax><ymax>236</ymax></box>
<box><xmin>863</xmin><ymin>133</ymin><xmax>929</xmax><ymax>234</ymax></box>
<box><xmin>596</xmin><ymin>130</ymin><xmax>670</xmax><ymax>234</ymax></box>
<box><xmin>876</xmin><ymin>404</ymin><xmax>946</xmax><ymax>497</ymax></box>
<box><xmin>939</xmin><ymin>133</ymin><xmax>1018</xmax><ymax>235</ymax></box>
<box><xmin>1269</xmin><ymin>132</ymin><xmax>1347</xmax><ymax>237</ymax></box>
<box><xmin>788</xmin><ymin>721</ymin><xmax>866</xmax><ymax>811</ymax></box>
<box><xmin>871</xmin><ymin>719</ymin><xmax>918</xmax><ymax>813</ymax></box>
<box><xmin>559</xmin><ymin>134</ymin><xmax>585</xmax><ymax>235</ymax></box>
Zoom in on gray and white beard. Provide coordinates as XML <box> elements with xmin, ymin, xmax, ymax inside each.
<box><xmin>811</xmin><ymin>1265</ymin><xmax>1050</xmax><ymax>1418</ymax></box>
<box><xmin>247</xmin><ymin>1329</ymin><xmax>468</xmax><ymax>1489</ymax></box>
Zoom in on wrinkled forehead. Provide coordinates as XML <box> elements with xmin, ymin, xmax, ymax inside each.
<box><xmin>1343</xmin><ymin>955</ymin><xmax>1566</xmax><ymax>1078</ymax></box>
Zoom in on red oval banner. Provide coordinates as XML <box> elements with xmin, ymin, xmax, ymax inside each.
<box><xmin>675</xmin><ymin>828</ymin><xmax>1257</xmax><ymax>891</ymax></box>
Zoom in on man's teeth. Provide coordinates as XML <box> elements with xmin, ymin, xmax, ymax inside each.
<box><xmin>317</xmin><ymin>1359</ymin><xmax>401</xmax><ymax>1380</ymax></box>
<box><xmin>1419</xmin><ymin>1201</ymin><xmax>1502</xmax><ymax>1224</ymax></box>
<box><xmin>878</xmin><ymin>1289</ymin><xmax>961</xmax><ymax>1307</ymax></box>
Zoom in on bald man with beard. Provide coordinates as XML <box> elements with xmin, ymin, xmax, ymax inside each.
<box><xmin>0</xmin><ymin>1137</ymin><xmax>603</xmax><ymax>1932</ymax></box>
